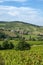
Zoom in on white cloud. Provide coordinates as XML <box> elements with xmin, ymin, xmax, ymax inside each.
<box><xmin>0</xmin><ymin>1</ymin><xmax>3</xmax><ymax>3</ymax></box>
<box><xmin>36</xmin><ymin>0</ymin><xmax>43</xmax><ymax>1</ymax></box>
<box><xmin>7</xmin><ymin>0</ymin><xmax>27</xmax><ymax>2</ymax></box>
<box><xmin>0</xmin><ymin>6</ymin><xmax>43</xmax><ymax>25</ymax></box>
<box><xmin>0</xmin><ymin>0</ymin><xmax>27</xmax><ymax>2</ymax></box>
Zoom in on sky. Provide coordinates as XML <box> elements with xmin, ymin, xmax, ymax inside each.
<box><xmin>0</xmin><ymin>0</ymin><xmax>43</xmax><ymax>25</ymax></box>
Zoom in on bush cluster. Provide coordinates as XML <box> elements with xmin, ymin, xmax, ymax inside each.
<box><xmin>16</xmin><ymin>37</ymin><xmax>31</xmax><ymax>50</ymax></box>
<box><xmin>0</xmin><ymin>40</ymin><xmax>14</xmax><ymax>50</ymax></box>
<box><xmin>0</xmin><ymin>37</ymin><xmax>31</xmax><ymax>50</ymax></box>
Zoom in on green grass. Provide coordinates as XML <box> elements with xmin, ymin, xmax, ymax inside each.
<box><xmin>0</xmin><ymin>40</ymin><xmax>43</xmax><ymax>65</ymax></box>
<box><xmin>10</xmin><ymin>40</ymin><xmax>43</xmax><ymax>46</ymax></box>
<box><xmin>0</xmin><ymin>21</ymin><xmax>43</xmax><ymax>65</ymax></box>
<box><xmin>23</xmin><ymin>34</ymin><xmax>38</xmax><ymax>39</ymax></box>
<box><xmin>0</xmin><ymin>40</ymin><xmax>43</xmax><ymax>46</ymax></box>
<box><xmin>0</xmin><ymin>45</ymin><xmax>43</xmax><ymax>65</ymax></box>
<box><xmin>27</xmin><ymin>41</ymin><xmax>43</xmax><ymax>45</ymax></box>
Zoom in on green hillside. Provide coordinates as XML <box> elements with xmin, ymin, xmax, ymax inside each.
<box><xmin>0</xmin><ymin>21</ymin><xmax>43</xmax><ymax>65</ymax></box>
<box><xmin>0</xmin><ymin>21</ymin><xmax>43</xmax><ymax>33</ymax></box>
<box><xmin>0</xmin><ymin>21</ymin><xmax>43</xmax><ymax>40</ymax></box>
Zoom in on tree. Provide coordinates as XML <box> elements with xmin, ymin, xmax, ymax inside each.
<box><xmin>16</xmin><ymin>37</ymin><xmax>31</xmax><ymax>50</ymax></box>
<box><xmin>0</xmin><ymin>45</ymin><xmax>2</xmax><ymax>50</ymax></box>
<box><xmin>29</xmin><ymin>36</ymin><xmax>32</xmax><ymax>41</ymax></box>
<box><xmin>2</xmin><ymin>40</ymin><xmax>14</xmax><ymax>49</ymax></box>
<box><xmin>9</xmin><ymin>42</ymin><xmax>14</xmax><ymax>49</ymax></box>
<box><xmin>2</xmin><ymin>40</ymin><xmax>9</xmax><ymax>49</ymax></box>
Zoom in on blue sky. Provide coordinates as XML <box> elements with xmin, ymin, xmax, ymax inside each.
<box><xmin>0</xmin><ymin>0</ymin><xmax>43</xmax><ymax>26</ymax></box>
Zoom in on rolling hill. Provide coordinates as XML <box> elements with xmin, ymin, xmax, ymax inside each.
<box><xmin>0</xmin><ymin>21</ymin><xmax>43</xmax><ymax>38</ymax></box>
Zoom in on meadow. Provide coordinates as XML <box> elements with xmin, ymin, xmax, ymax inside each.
<box><xmin>0</xmin><ymin>45</ymin><xmax>43</xmax><ymax>65</ymax></box>
<box><xmin>0</xmin><ymin>40</ymin><xmax>43</xmax><ymax>65</ymax></box>
<box><xmin>0</xmin><ymin>40</ymin><xmax>43</xmax><ymax>46</ymax></box>
<box><xmin>0</xmin><ymin>21</ymin><xmax>43</xmax><ymax>65</ymax></box>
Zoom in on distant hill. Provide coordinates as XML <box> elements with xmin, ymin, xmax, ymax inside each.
<box><xmin>0</xmin><ymin>21</ymin><xmax>43</xmax><ymax>35</ymax></box>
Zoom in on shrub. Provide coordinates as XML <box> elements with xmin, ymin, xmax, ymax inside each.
<box><xmin>2</xmin><ymin>40</ymin><xmax>9</xmax><ymax>49</ymax></box>
<box><xmin>9</xmin><ymin>42</ymin><xmax>14</xmax><ymax>49</ymax></box>
<box><xmin>16</xmin><ymin>37</ymin><xmax>31</xmax><ymax>50</ymax></box>
<box><xmin>2</xmin><ymin>40</ymin><xmax>14</xmax><ymax>49</ymax></box>
<box><xmin>0</xmin><ymin>45</ymin><xmax>2</xmax><ymax>50</ymax></box>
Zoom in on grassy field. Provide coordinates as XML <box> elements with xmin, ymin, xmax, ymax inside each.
<box><xmin>0</xmin><ymin>21</ymin><xmax>43</xmax><ymax>65</ymax></box>
<box><xmin>0</xmin><ymin>45</ymin><xmax>43</xmax><ymax>65</ymax></box>
<box><xmin>0</xmin><ymin>40</ymin><xmax>43</xmax><ymax>46</ymax></box>
<box><xmin>0</xmin><ymin>40</ymin><xmax>43</xmax><ymax>65</ymax></box>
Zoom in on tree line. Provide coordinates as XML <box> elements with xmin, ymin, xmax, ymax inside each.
<box><xmin>0</xmin><ymin>37</ymin><xmax>31</xmax><ymax>50</ymax></box>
